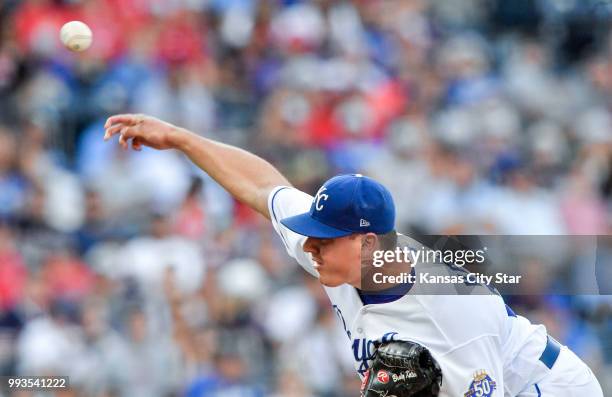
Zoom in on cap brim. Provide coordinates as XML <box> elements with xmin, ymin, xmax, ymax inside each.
<box><xmin>280</xmin><ymin>212</ymin><xmax>353</xmax><ymax>238</ymax></box>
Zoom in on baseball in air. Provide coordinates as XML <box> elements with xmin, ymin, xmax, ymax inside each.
<box><xmin>60</xmin><ymin>21</ymin><xmax>92</xmax><ymax>52</ymax></box>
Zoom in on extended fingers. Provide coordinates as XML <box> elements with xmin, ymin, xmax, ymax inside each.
<box><xmin>104</xmin><ymin>114</ymin><xmax>147</xmax><ymax>138</ymax></box>
<box><xmin>104</xmin><ymin>114</ymin><xmax>149</xmax><ymax>151</ymax></box>
<box><xmin>104</xmin><ymin>114</ymin><xmax>141</xmax><ymax>129</ymax></box>
<box><xmin>104</xmin><ymin>123</ymin><xmax>124</xmax><ymax>140</ymax></box>
<box><xmin>117</xmin><ymin>125</ymin><xmax>145</xmax><ymax>150</ymax></box>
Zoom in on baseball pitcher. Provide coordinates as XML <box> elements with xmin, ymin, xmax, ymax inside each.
<box><xmin>104</xmin><ymin>114</ymin><xmax>603</xmax><ymax>397</ymax></box>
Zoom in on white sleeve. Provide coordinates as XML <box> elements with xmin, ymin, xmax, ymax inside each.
<box><xmin>268</xmin><ymin>186</ymin><xmax>319</xmax><ymax>278</ymax></box>
<box><xmin>437</xmin><ymin>336</ymin><xmax>504</xmax><ymax>396</ymax></box>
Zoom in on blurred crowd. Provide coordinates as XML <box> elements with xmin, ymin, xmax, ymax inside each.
<box><xmin>0</xmin><ymin>0</ymin><xmax>611</xmax><ymax>396</ymax></box>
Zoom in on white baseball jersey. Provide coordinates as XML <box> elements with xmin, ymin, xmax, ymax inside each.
<box><xmin>268</xmin><ymin>186</ymin><xmax>593</xmax><ymax>397</ymax></box>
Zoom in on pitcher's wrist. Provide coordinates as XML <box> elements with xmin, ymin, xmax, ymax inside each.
<box><xmin>168</xmin><ymin>126</ymin><xmax>188</xmax><ymax>150</ymax></box>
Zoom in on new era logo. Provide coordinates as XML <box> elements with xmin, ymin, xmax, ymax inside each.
<box><xmin>360</xmin><ymin>219</ymin><xmax>370</xmax><ymax>227</ymax></box>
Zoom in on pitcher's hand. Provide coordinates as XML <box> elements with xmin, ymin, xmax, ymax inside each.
<box><xmin>104</xmin><ymin>114</ymin><xmax>180</xmax><ymax>151</ymax></box>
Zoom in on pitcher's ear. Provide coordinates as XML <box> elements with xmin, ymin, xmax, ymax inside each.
<box><xmin>361</xmin><ymin>233</ymin><xmax>379</xmax><ymax>251</ymax></box>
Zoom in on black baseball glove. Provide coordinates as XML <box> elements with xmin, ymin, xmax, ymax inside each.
<box><xmin>360</xmin><ymin>340</ymin><xmax>442</xmax><ymax>397</ymax></box>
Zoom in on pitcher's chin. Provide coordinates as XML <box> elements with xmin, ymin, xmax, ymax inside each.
<box><xmin>318</xmin><ymin>273</ymin><xmax>344</xmax><ymax>288</ymax></box>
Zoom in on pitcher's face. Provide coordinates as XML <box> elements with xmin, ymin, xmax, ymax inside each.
<box><xmin>303</xmin><ymin>234</ymin><xmax>362</xmax><ymax>288</ymax></box>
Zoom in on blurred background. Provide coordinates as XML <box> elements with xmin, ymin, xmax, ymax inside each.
<box><xmin>0</xmin><ymin>0</ymin><xmax>611</xmax><ymax>396</ymax></box>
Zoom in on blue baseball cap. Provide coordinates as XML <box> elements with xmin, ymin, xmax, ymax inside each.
<box><xmin>280</xmin><ymin>174</ymin><xmax>395</xmax><ymax>238</ymax></box>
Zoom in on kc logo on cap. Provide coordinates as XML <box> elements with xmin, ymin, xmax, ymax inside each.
<box><xmin>315</xmin><ymin>187</ymin><xmax>329</xmax><ymax>211</ymax></box>
<box><xmin>280</xmin><ymin>174</ymin><xmax>396</xmax><ymax>238</ymax></box>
